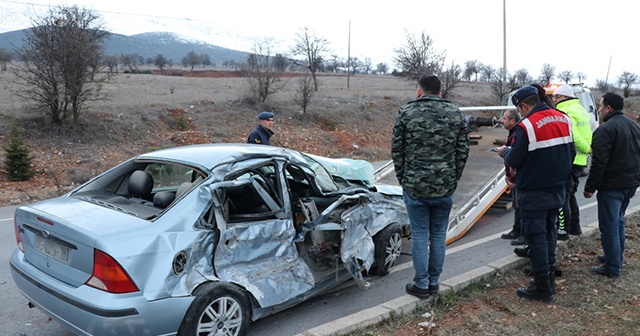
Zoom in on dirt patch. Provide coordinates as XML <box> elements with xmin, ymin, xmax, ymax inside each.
<box><xmin>345</xmin><ymin>217</ymin><xmax>640</xmax><ymax>336</ymax></box>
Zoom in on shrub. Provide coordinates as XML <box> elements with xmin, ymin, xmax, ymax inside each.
<box><xmin>4</xmin><ymin>125</ymin><xmax>35</xmax><ymax>181</ymax></box>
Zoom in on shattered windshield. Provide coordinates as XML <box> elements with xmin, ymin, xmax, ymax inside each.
<box><xmin>301</xmin><ymin>154</ymin><xmax>339</xmax><ymax>193</ymax></box>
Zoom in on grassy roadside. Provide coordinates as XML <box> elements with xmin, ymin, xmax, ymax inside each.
<box><xmin>343</xmin><ymin>213</ymin><xmax>640</xmax><ymax>336</ymax></box>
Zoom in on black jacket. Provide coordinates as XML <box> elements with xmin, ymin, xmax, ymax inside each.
<box><xmin>585</xmin><ymin>110</ymin><xmax>640</xmax><ymax>192</ymax></box>
<box><xmin>247</xmin><ymin>125</ymin><xmax>274</xmax><ymax>145</ymax></box>
<box><xmin>502</xmin><ymin>103</ymin><xmax>573</xmax><ymax>211</ymax></box>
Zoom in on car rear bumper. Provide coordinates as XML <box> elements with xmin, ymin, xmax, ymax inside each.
<box><xmin>10</xmin><ymin>249</ymin><xmax>193</xmax><ymax>336</ymax></box>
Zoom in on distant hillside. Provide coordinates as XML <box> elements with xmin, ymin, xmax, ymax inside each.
<box><xmin>0</xmin><ymin>29</ymin><xmax>249</xmax><ymax>64</ymax></box>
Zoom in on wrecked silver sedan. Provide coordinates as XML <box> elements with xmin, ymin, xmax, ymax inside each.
<box><xmin>10</xmin><ymin>144</ymin><xmax>409</xmax><ymax>335</ymax></box>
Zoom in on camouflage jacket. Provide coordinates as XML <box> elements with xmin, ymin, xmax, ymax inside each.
<box><xmin>391</xmin><ymin>94</ymin><xmax>469</xmax><ymax>198</ymax></box>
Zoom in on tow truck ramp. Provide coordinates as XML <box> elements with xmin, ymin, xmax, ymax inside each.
<box><xmin>375</xmin><ymin>106</ymin><xmax>513</xmax><ymax>245</ymax></box>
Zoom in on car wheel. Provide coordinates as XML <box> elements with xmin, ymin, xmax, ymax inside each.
<box><xmin>370</xmin><ymin>223</ymin><xmax>403</xmax><ymax>276</ymax></box>
<box><xmin>177</xmin><ymin>282</ymin><xmax>251</xmax><ymax>336</ymax></box>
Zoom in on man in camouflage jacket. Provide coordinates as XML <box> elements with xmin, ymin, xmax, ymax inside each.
<box><xmin>392</xmin><ymin>75</ymin><xmax>469</xmax><ymax>298</ymax></box>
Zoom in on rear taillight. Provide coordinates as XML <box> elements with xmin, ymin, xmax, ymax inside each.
<box><xmin>14</xmin><ymin>218</ymin><xmax>23</xmax><ymax>252</ymax></box>
<box><xmin>85</xmin><ymin>249</ymin><xmax>139</xmax><ymax>294</ymax></box>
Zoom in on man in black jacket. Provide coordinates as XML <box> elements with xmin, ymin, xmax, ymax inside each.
<box><xmin>584</xmin><ymin>92</ymin><xmax>640</xmax><ymax>278</ymax></box>
<box><xmin>247</xmin><ymin>111</ymin><xmax>275</xmax><ymax>145</ymax></box>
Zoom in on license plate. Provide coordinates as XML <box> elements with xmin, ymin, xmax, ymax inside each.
<box><xmin>35</xmin><ymin>235</ymin><xmax>70</xmax><ymax>263</ymax></box>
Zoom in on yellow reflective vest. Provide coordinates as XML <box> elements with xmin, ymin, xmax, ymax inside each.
<box><xmin>556</xmin><ymin>98</ymin><xmax>593</xmax><ymax>166</ymax></box>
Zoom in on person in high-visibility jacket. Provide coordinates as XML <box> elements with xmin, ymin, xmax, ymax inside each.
<box><xmin>552</xmin><ymin>85</ymin><xmax>593</xmax><ymax>237</ymax></box>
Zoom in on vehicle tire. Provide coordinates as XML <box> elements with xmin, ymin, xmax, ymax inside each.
<box><xmin>370</xmin><ymin>223</ymin><xmax>403</xmax><ymax>276</ymax></box>
<box><xmin>177</xmin><ymin>282</ymin><xmax>252</xmax><ymax>336</ymax></box>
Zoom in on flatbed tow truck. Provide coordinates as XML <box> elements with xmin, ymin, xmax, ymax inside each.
<box><xmin>374</xmin><ymin>83</ymin><xmax>599</xmax><ymax>245</ymax></box>
<box><xmin>374</xmin><ymin>107</ymin><xmax>512</xmax><ymax>245</ymax></box>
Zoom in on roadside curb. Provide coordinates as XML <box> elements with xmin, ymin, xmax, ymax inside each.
<box><xmin>296</xmin><ymin>212</ymin><xmax>618</xmax><ymax>336</ymax></box>
<box><xmin>297</xmin><ymin>254</ymin><xmax>530</xmax><ymax>336</ymax></box>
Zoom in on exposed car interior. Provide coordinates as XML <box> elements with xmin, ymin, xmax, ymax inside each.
<box><xmin>72</xmin><ymin>161</ymin><xmax>205</xmax><ymax>219</ymax></box>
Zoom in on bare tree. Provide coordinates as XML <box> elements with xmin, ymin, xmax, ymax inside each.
<box><xmin>490</xmin><ymin>74</ymin><xmax>511</xmax><ymax>105</ymax></box>
<box><xmin>243</xmin><ymin>38</ymin><xmax>286</xmax><ymax>105</ymax></box>
<box><xmin>463</xmin><ymin>60</ymin><xmax>481</xmax><ymax>81</ymax></box>
<box><xmin>595</xmin><ymin>79</ymin><xmax>615</xmax><ymax>92</ymax></box>
<box><xmin>393</xmin><ymin>30</ymin><xmax>445</xmax><ymax>80</ymax></box>
<box><xmin>538</xmin><ymin>63</ymin><xmax>556</xmax><ymax>85</ymax></box>
<box><xmin>480</xmin><ymin>65</ymin><xmax>494</xmax><ymax>82</ymax></box>
<box><xmin>349</xmin><ymin>57</ymin><xmax>361</xmax><ymax>74</ymax></box>
<box><xmin>362</xmin><ymin>58</ymin><xmax>373</xmax><ymax>74</ymax></box>
<box><xmin>291</xmin><ymin>27</ymin><xmax>329</xmax><ymax>91</ymax></box>
<box><xmin>154</xmin><ymin>54</ymin><xmax>168</xmax><ymax>74</ymax></box>
<box><xmin>15</xmin><ymin>5</ymin><xmax>106</xmax><ymax>125</ymax></box>
<box><xmin>575</xmin><ymin>72</ymin><xmax>587</xmax><ymax>83</ymax></box>
<box><xmin>293</xmin><ymin>73</ymin><xmax>315</xmax><ymax>115</ymax></box>
<box><xmin>181</xmin><ymin>51</ymin><xmax>201</xmax><ymax>71</ymax></box>
<box><xmin>617</xmin><ymin>71</ymin><xmax>638</xmax><ymax>97</ymax></box>
<box><xmin>514</xmin><ymin>68</ymin><xmax>531</xmax><ymax>85</ymax></box>
<box><xmin>201</xmin><ymin>54</ymin><xmax>211</xmax><ymax>68</ymax></box>
<box><xmin>103</xmin><ymin>55</ymin><xmax>119</xmax><ymax>76</ymax></box>
<box><xmin>438</xmin><ymin>60</ymin><xmax>462</xmax><ymax>99</ymax></box>
<box><xmin>376</xmin><ymin>62</ymin><xmax>388</xmax><ymax>75</ymax></box>
<box><xmin>328</xmin><ymin>55</ymin><xmax>341</xmax><ymax>73</ymax></box>
<box><xmin>272</xmin><ymin>53</ymin><xmax>288</xmax><ymax>72</ymax></box>
<box><xmin>120</xmin><ymin>53</ymin><xmax>136</xmax><ymax>71</ymax></box>
<box><xmin>558</xmin><ymin>70</ymin><xmax>573</xmax><ymax>84</ymax></box>
<box><xmin>0</xmin><ymin>48</ymin><xmax>12</xmax><ymax>71</ymax></box>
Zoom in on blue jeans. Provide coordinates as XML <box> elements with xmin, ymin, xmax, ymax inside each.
<box><xmin>403</xmin><ymin>192</ymin><xmax>453</xmax><ymax>289</ymax></box>
<box><xmin>597</xmin><ymin>188</ymin><xmax>636</xmax><ymax>276</ymax></box>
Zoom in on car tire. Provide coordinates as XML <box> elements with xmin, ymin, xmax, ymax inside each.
<box><xmin>177</xmin><ymin>282</ymin><xmax>251</xmax><ymax>336</ymax></box>
<box><xmin>370</xmin><ymin>223</ymin><xmax>403</xmax><ymax>276</ymax></box>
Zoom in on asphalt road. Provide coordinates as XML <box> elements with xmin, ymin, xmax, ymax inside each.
<box><xmin>3</xmin><ymin>175</ymin><xmax>637</xmax><ymax>336</ymax></box>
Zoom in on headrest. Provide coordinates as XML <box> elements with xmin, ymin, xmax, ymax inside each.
<box><xmin>129</xmin><ymin>170</ymin><xmax>154</xmax><ymax>197</ymax></box>
<box><xmin>153</xmin><ymin>191</ymin><xmax>176</xmax><ymax>208</ymax></box>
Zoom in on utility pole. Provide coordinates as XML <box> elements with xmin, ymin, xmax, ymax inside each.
<box><xmin>347</xmin><ymin>21</ymin><xmax>351</xmax><ymax>89</ymax></box>
<box><xmin>604</xmin><ymin>55</ymin><xmax>612</xmax><ymax>88</ymax></box>
<box><xmin>502</xmin><ymin>0</ymin><xmax>507</xmax><ymax>84</ymax></box>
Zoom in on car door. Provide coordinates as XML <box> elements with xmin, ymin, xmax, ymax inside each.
<box><xmin>210</xmin><ymin>161</ymin><xmax>315</xmax><ymax>308</ymax></box>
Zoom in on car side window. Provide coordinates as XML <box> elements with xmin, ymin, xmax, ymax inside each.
<box><xmin>222</xmin><ymin>164</ymin><xmax>282</xmax><ymax>223</ymax></box>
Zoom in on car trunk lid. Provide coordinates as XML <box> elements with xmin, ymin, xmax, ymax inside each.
<box><xmin>15</xmin><ymin>197</ymin><xmax>149</xmax><ymax>287</ymax></box>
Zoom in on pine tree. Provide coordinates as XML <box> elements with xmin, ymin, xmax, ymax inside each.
<box><xmin>3</xmin><ymin>125</ymin><xmax>35</xmax><ymax>181</ymax></box>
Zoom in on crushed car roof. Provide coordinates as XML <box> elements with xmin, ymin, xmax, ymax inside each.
<box><xmin>136</xmin><ymin>143</ymin><xmax>307</xmax><ymax>169</ymax></box>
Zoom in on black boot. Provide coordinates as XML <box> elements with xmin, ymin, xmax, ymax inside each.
<box><xmin>549</xmin><ymin>266</ymin><xmax>557</xmax><ymax>294</ymax></box>
<box><xmin>530</xmin><ymin>266</ymin><xmax>557</xmax><ymax>294</ymax></box>
<box><xmin>517</xmin><ymin>273</ymin><xmax>553</xmax><ymax>302</ymax></box>
<box><xmin>514</xmin><ymin>245</ymin><xmax>530</xmax><ymax>258</ymax></box>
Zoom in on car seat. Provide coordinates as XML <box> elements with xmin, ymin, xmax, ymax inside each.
<box><xmin>128</xmin><ymin>170</ymin><xmax>154</xmax><ymax>204</ymax></box>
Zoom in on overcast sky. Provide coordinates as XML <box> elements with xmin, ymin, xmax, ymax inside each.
<box><xmin>0</xmin><ymin>0</ymin><xmax>636</xmax><ymax>86</ymax></box>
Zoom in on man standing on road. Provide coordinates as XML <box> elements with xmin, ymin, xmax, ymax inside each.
<box><xmin>392</xmin><ymin>75</ymin><xmax>469</xmax><ymax>299</ymax></box>
<box><xmin>552</xmin><ymin>85</ymin><xmax>593</xmax><ymax>239</ymax></box>
<box><xmin>499</xmin><ymin>109</ymin><xmax>526</xmax><ymax>246</ymax></box>
<box><xmin>584</xmin><ymin>92</ymin><xmax>640</xmax><ymax>278</ymax></box>
<box><xmin>499</xmin><ymin>86</ymin><xmax>573</xmax><ymax>302</ymax></box>
<box><xmin>247</xmin><ymin>111</ymin><xmax>275</xmax><ymax>145</ymax></box>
